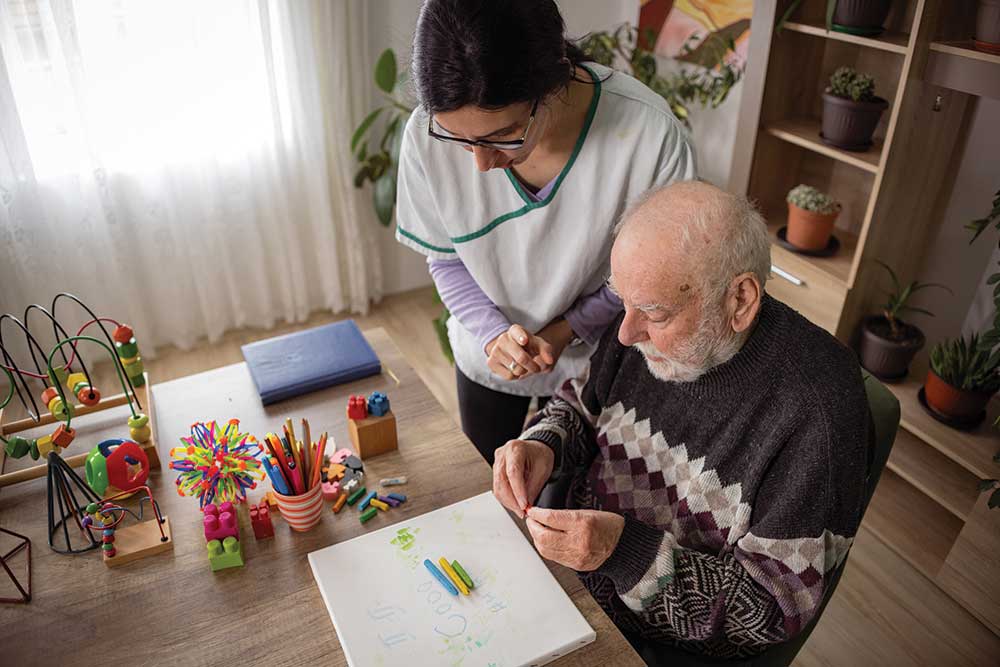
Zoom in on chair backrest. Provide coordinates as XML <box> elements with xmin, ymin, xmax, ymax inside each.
<box><xmin>744</xmin><ymin>371</ymin><xmax>900</xmax><ymax>667</ymax></box>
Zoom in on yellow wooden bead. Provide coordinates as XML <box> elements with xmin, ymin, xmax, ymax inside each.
<box><xmin>129</xmin><ymin>425</ymin><xmax>152</xmax><ymax>443</ymax></box>
<box><xmin>65</xmin><ymin>372</ymin><xmax>87</xmax><ymax>391</ymax></box>
<box><xmin>37</xmin><ymin>435</ymin><xmax>58</xmax><ymax>458</ymax></box>
<box><xmin>119</xmin><ymin>355</ymin><xmax>138</xmax><ymax>366</ymax></box>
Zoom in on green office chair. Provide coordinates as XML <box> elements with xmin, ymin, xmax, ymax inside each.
<box><xmin>626</xmin><ymin>371</ymin><xmax>901</xmax><ymax>667</ymax></box>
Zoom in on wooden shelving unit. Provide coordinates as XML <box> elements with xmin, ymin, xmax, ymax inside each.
<box><xmin>739</xmin><ymin>0</ymin><xmax>1000</xmax><ymax>634</ymax></box>
<box><xmin>782</xmin><ymin>20</ymin><xmax>911</xmax><ymax>54</ymax></box>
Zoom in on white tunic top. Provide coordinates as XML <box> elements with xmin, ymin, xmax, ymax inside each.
<box><xmin>396</xmin><ymin>63</ymin><xmax>697</xmax><ymax>396</ymax></box>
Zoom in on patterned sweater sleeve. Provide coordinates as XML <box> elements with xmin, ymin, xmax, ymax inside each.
<box><xmin>594</xmin><ymin>406</ymin><xmax>867</xmax><ymax>656</ymax></box>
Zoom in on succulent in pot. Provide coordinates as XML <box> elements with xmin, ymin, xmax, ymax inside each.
<box><xmin>925</xmin><ymin>334</ymin><xmax>1000</xmax><ymax>422</ymax></box>
<box><xmin>821</xmin><ymin>66</ymin><xmax>888</xmax><ymax>151</ymax></box>
<box><xmin>785</xmin><ymin>184</ymin><xmax>840</xmax><ymax>251</ymax></box>
<box><xmin>777</xmin><ymin>1</ymin><xmax>892</xmax><ymax>36</ymax></box>
<box><xmin>859</xmin><ymin>261</ymin><xmax>950</xmax><ymax>381</ymax></box>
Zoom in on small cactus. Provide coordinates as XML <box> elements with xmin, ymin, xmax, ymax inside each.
<box><xmin>787</xmin><ymin>184</ymin><xmax>838</xmax><ymax>215</ymax></box>
<box><xmin>828</xmin><ymin>66</ymin><xmax>877</xmax><ymax>103</ymax></box>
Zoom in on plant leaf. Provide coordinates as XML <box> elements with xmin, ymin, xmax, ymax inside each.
<box><xmin>351</xmin><ymin>107</ymin><xmax>384</xmax><ymax>153</ymax></box>
<box><xmin>825</xmin><ymin>0</ymin><xmax>837</xmax><ymax>31</ymax></box>
<box><xmin>373</xmin><ymin>170</ymin><xmax>396</xmax><ymax>226</ymax></box>
<box><xmin>374</xmin><ymin>49</ymin><xmax>397</xmax><ymax>94</ymax></box>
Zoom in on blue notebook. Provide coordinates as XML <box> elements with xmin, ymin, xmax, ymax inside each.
<box><xmin>241</xmin><ymin>320</ymin><xmax>381</xmax><ymax>405</ymax></box>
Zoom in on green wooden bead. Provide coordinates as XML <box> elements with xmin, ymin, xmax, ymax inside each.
<box><xmin>130</xmin><ymin>373</ymin><xmax>146</xmax><ymax>387</ymax></box>
<box><xmin>72</xmin><ymin>381</ymin><xmax>90</xmax><ymax>395</ymax></box>
<box><xmin>126</xmin><ymin>358</ymin><xmax>145</xmax><ymax>377</ymax></box>
<box><xmin>49</xmin><ymin>366</ymin><xmax>69</xmax><ymax>387</ymax></box>
<box><xmin>4</xmin><ymin>436</ymin><xmax>31</xmax><ymax>459</ymax></box>
<box><xmin>29</xmin><ymin>439</ymin><xmax>39</xmax><ymax>460</ymax></box>
<box><xmin>102</xmin><ymin>543</ymin><xmax>115</xmax><ymax>551</ymax></box>
<box><xmin>128</xmin><ymin>413</ymin><xmax>149</xmax><ymax>428</ymax></box>
<box><xmin>116</xmin><ymin>341</ymin><xmax>139</xmax><ymax>358</ymax></box>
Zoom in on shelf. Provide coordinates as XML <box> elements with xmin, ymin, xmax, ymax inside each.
<box><xmin>863</xmin><ymin>468</ymin><xmax>962</xmax><ymax>579</ymax></box>
<box><xmin>764</xmin><ymin>119</ymin><xmax>881</xmax><ymax>174</ymax></box>
<box><xmin>930</xmin><ymin>41</ymin><xmax>1000</xmax><ymax>66</ymax></box>
<box><xmin>884</xmin><ymin>376</ymin><xmax>1000</xmax><ymax>481</ymax></box>
<box><xmin>766</xmin><ymin>216</ymin><xmax>858</xmax><ymax>286</ymax></box>
<box><xmin>783</xmin><ymin>21</ymin><xmax>910</xmax><ymax>54</ymax></box>
<box><xmin>885</xmin><ymin>428</ymin><xmax>979</xmax><ymax>521</ymax></box>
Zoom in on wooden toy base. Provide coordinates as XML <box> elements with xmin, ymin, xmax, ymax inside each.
<box><xmin>0</xmin><ymin>372</ymin><xmax>160</xmax><ymax>488</ymax></box>
<box><xmin>104</xmin><ymin>516</ymin><xmax>173</xmax><ymax>568</ymax></box>
<box><xmin>348</xmin><ymin>411</ymin><xmax>397</xmax><ymax>460</ymax></box>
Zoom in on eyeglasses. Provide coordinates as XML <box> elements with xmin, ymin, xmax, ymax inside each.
<box><xmin>428</xmin><ymin>99</ymin><xmax>539</xmax><ymax>151</ymax></box>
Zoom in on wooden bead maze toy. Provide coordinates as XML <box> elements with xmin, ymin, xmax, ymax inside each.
<box><xmin>79</xmin><ymin>485</ymin><xmax>173</xmax><ymax>567</ymax></box>
<box><xmin>0</xmin><ymin>293</ymin><xmax>161</xmax><ymax>489</ymax></box>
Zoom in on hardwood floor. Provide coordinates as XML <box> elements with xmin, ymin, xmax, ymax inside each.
<box><xmin>3</xmin><ymin>286</ymin><xmax>996</xmax><ymax>664</ymax></box>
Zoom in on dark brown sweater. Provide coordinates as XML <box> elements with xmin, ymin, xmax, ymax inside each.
<box><xmin>522</xmin><ymin>295</ymin><xmax>869</xmax><ymax>658</ymax></box>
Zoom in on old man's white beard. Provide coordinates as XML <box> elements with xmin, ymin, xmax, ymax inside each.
<box><xmin>635</xmin><ymin>309</ymin><xmax>743</xmax><ymax>383</ymax></box>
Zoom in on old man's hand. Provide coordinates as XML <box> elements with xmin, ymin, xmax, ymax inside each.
<box><xmin>525</xmin><ymin>507</ymin><xmax>625</xmax><ymax>572</ymax></box>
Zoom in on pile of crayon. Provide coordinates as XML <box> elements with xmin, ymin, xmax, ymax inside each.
<box><xmin>424</xmin><ymin>557</ymin><xmax>475</xmax><ymax>596</ymax></box>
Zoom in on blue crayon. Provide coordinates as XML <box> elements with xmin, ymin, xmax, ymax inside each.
<box><xmin>424</xmin><ymin>558</ymin><xmax>458</xmax><ymax>596</ymax></box>
<box><xmin>359</xmin><ymin>490</ymin><xmax>378</xmax><ymax>511</ymax></box>
<box><xmin>388</xmin><ymin>492</ymin><xmax>407</xmax><ymax>503</ymax></box>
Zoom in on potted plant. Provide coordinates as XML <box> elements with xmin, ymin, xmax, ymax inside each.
<box><xmin>821</xmin><ymin>66</ymin><xmax>889</xmax><ymax>151</ymax></box>
<box><xmin>777</xmin><ymin>1</ymin><xmax>892</xmax><ymax>36</ymax></box>
<box><xmin>785</xmin><ymin>184</ymin><xmax>840</xmax><ymax>251</ymax></box>
<box><xmin>977</xmin><ymin>0</ymin><xmax>1000</xmax><ymax>54</ymax></box>
<box><xmin>925</xmin><ymin>334</ymin><xmax>1000</xmax><ymax>422</ymax></box>
<box><xmin>859</xmin><ymin>261</ymin><xmax>950</xmax><ymax>381</ymax></box>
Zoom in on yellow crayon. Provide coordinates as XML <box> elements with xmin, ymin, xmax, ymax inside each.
<box><xmin>370</xmin><ymin>498</ymin><xmax>389</xmax><ymax>512</ymax></box>
<box><xmin>439</xmin><ymin>557</ymin><xmax>470</xmax><ymax>595</ymax></box>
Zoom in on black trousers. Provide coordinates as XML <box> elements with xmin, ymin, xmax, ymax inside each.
<box><xmin>455</xmin><ymin>366</ymin><xmax>548</xmax><ymax>466</ymax></box>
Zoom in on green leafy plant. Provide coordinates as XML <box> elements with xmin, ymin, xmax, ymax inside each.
<box><xmin>977</xmin><ymin>478</ymin><xmax>1000</xmax><ymax>510</ymax></box>
<box><xmin>828</xmin><ymin>66</ymin><xmax>877</xmax><ymax>102</ymax></box>
<box><xmin>929</xmin><ymin>334</ymin><xmax>1000</xmax><ymax>394</ymax></box>
<box><xmin>776</xmin><ymin>0</ymin><xmax>838</xmax><ymax>32</ymax></box>
<box><xmin>873</xmin><ymin>260</ymin><xmax>950</xmax><ymax>340</ymax></box>
<box><xmin>351</xmin><ymin>49</ymin><xmax>413</xmax><ymax>226</ymax></box>
<box><xmin>578</xmin><ymin>22</ymin><xmax>744</xmax><ymax>127</ymax></box>
<box><xmin>787</xmin><ymin>184</ymin><xmax>838</xmax><ymax>214</ymax></box>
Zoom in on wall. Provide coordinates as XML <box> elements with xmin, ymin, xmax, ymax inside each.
<box><xmin>910</xmin><ymin>96</ymin><xmax>1000</xmax><ymax>368</ymax></box>
<box><xmin>366</xmin><ymin>0</ymin><xmax>639</xmax><ymax>295</ymax></box>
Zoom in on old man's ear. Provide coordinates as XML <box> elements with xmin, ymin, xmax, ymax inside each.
<box><xmin>729</xmin><ymin>272</ymin><xmax>761</xmax><ymax>333</ymax></box>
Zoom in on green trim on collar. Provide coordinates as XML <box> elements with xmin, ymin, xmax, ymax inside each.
<box><xmin>397</xmin><ymin>225</ymin><xmax>457</xmax><ymax>253</ymax></box>
<box><xmin>450</xmin><ymin>64</ymin><xmax>603</xmax><ymax>245</ymax></box>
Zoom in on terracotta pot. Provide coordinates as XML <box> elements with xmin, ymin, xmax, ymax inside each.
<box><xmin>821</xmin><ymin>92</ymin><xmax>888</xmax><ymax>151</ymax></box>
<box><xmin>976</xmin><ymin>0</ymin><xmax>1000</xmax><ymax>49</ymax></box>
<box><xmin>924</xmin><ymin>369</ymin><xmax>993</xmax><ymax>420</ymax></box>
<box><xmin>833</xmin><ymin>0</ymin><xmax>892</xmax><ymax>32</ymax></box>
<box><xmin>859</xmin><ymin>316</ymin><xmax>924</xmax><ymax>381</ymax></box>
<box><xmin>786</xmin><ymin>201</ymin><xmax>840</xmax><ymax>251</ymax></box>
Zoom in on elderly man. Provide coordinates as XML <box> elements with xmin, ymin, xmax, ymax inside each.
<box><xmin>493</xmin><ymin>181</ymin><xmax>869</xmax><ymax>661</ymax></box>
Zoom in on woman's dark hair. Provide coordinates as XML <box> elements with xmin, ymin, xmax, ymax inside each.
<box><xmin>411</xmin><ymin>0</ymin><xmax>590</xmax><ymax>113</ymax></box>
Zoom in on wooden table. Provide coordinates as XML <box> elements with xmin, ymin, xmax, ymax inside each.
<box><xmin>0</xmin><ymin>328</ymin><xmax>642</xmax><ymax>666</ymax></box>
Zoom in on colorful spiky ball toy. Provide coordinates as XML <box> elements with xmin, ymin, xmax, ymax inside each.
<box><xmin>169</xmin><ymin>419</ymin><xmax>263</xmax><ymax>508</ymax></box>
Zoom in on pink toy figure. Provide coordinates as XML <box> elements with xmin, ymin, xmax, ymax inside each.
<box><xmin>329</xmin><ymin>448</ymin><xmax>353</xmax><ymax>464</ymax></box>
<box><xmin>321</xmin><ymin>480</ymin><xmax>341</xmax><ymax>501</ymax></box>
<box><xmin>203</xmin><ymin>501</ymin><xmax>239</xmax><ymax>543</ymax></box>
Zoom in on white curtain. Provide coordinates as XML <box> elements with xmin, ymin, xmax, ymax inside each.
<box><xmin>0</xmin><ymin>0</ymin><xmax>382</xmax><ymax>353</ymax></box>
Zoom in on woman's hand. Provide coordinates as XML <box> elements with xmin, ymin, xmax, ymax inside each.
<box><xmin>486</xmin><ymin>319</ymin><xmax>576</xmax><ymax>381</ymax></box>
<box><xmin>486</xmin><ymin>324</ymin><xmax>555</xmax><ymax>380</ymax></box>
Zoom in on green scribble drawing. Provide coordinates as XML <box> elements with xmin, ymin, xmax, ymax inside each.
<box><xmin>450</xmin><ymin>509</ymin><xmax>464</xmax><ymax>523</ymax></box>
<box><xmin>391</xmin><ymin>526</ymin><xmax>419</xmax><ymax>551</ymax></box>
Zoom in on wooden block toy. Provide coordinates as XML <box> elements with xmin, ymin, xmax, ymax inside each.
<box><xmin>203</xmin><ymin>502</ymin><xmax>239</xmax><ymax>543</ymax></box>
<box><xmin>332</xmin><ymin>494</ymin><xmax>348</xmax><ymax>514</ymax></box>
<box><xmin>321</xmin><ymin>480</ymin><xmax>341</xmax><ymax>501</ymax></box>
<box><xmin>207</xmin><ymin>536</ymin><xmax>244</xmax><ymax>571</ymax></box>
<box><xmin>103</xmin><ymin>516</ymin><xmax>174</xmax><ymax>568</ymax></box>
<box><xmin>348</xmin><ymin>412</ymin><xmax>397</xmax><ymax>460</ymax></box>
<box><xmin>249</xmin><ymin>502</ymin><xmax>274</xmax><ymax>540</ymax></box>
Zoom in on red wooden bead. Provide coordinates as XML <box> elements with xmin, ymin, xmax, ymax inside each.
<box><xmin>77</xmin><ymin>385</ymin><xmax>101</xmax><ymax>406</ymax></box>
<box><xmin>113</xmin><ymin>324</ymin><xmax>135</xmax><ymax>344</ymax></box>
<box><xmin>41</xmin><ymin>387</ymin><xmax>59</xmax><ymax>406</ymax></box>
<box><xmin>52</xmin><ymin>424</ymin><xmax>76</xmax><ymax>447</ymax></box>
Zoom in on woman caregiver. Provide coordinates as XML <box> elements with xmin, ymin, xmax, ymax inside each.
<box><xmin>396</xmin><ymin>0</ymin><xmax>696</xmax><ymax>465</ymax></box>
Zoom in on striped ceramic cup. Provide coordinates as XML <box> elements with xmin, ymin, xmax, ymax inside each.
<box><xmin>273</xmin><ymin>483</ymin><xmax>324</xmax><ymax>532</ymax></box>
